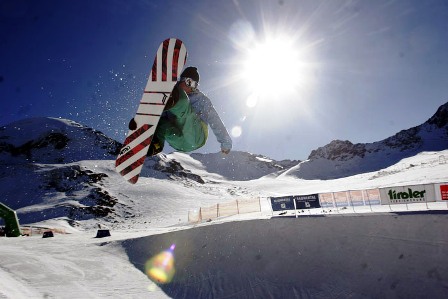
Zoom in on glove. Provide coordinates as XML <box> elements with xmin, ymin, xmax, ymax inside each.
<box><xmin>128</xmin><ymin>118</ymin><xmax>137</xmax><ymax>130</ymax></box>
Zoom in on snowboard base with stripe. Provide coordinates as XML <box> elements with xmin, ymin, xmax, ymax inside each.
<box><xmin>115</xmin><ymin>38</ymin><xmax>187</xmax><ymax>184</ymax></box>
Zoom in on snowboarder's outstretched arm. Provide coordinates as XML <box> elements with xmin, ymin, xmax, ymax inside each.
<box><xmin>189</xmin><ymin>91</ymin><xmax>232</xmax><ymax>154</ymax></box>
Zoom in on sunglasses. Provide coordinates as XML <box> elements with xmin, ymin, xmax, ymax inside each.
<box><xmin>184</xmin><ymin>78</ymin><xmax>198</xmax><ymax>91</ymax></box>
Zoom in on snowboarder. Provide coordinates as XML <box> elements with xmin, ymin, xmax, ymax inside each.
<box><xmin>145</xmin><ymin>66</ymin><xmax>232</xmax><ymax>156</ymax></box>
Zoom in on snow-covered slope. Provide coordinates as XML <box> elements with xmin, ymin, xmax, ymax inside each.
<box><xmin>0</xmin><ymin>117</ymin><xmax>302</xmax><ymax>228</ymax></box>
<box><xmin>0</xmin><ymin>118</ymin><xmax>262</xmax><ymax>228</ymax></box>
<box><xmin>1</xmin><ymin>104</ymin><xmax>448</xmax><ymax>229</ymax></box>
<box><xmin>0</xmin><ymin>117</ymin><xmax>121</xmax><ymax>163</ymax></box>
<box><xmin>191</xmin><ymin>151</ymin><xmax>299</xmax><ymax>180</ymax></box>
<box><xmin>1</xmin><ymin>113</ymin><xmax>448</xmax><ymax>298</ymax></box>
<box><xmin>123</xmin><ymin>213</ymin><xmax>448</xmax><ymax>299</ymax></box>
<box><xmin>282</xmin><ymin>102</ymin><xmax>448</xmax><ymax>179</ymax></box>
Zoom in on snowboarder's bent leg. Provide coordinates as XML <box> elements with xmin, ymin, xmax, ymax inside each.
<box><xmin>161</xmin><ymin>90</ymin><xmax>208</xmax><ymax>152</ymax></box>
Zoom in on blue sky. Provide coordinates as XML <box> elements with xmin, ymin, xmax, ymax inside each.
<box><xmin>1</xmin><ymin>0</ymin><xmax>447</xmax><ymax>160</ymax></box>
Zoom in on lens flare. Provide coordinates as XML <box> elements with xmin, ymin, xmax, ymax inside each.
<box><xmin>231</xmin><ymin>126</ymin><xmax>242</xmax><ymax>138</ymax></box>
<box><xmin>246</xmin><ymin>93</ymin><xmax>258</xmax><ymax>108</ymax></box>
<box><xmin>145</xmin><ymin>244</ymin><xmax>176</xmax><ymax>284</ymax></box>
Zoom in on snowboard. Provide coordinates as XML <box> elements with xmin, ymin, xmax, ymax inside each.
<box><xmin>115</xmin><ymin>38</ymin><xmax>187</xmax><ymax>184</ymax></box>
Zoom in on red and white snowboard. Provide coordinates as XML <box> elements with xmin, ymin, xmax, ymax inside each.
<box><xmin>115</xmin><ymin>38</ymin><xmax>187</xmax><ymax>184</ymax></box>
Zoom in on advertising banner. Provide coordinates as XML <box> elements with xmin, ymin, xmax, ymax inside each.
<box><xmin>270</xmin><ymin>196</ymin><xmax>295</xmax><ymax>211</ymax></box>
<box><xmin>294</xmin><ymin>194</ymin><xmax>321</xmax><ymax>209</ymax></box>
<box><xmin>365</xmin><ymin>189</ymin><xmax>381</xmax><ymax>205</ymax></box>
<box><xmin>434</xmin><ymin>183</ymin><xmax>448</xmax><ymax>201</ymax></box>
<box><xmin>348</xmin><ymin>190</ymin><xmax>365</xmax><ymax>206</ymax></box>
<box><xmin>319</xmin><ymin>193</ymin><xmax>334</xmax><ymax>208</ymax></box>
<box><xmin>380</xmin><ymin>184</ymin><xmax>436</xmax><ymax>205</ymax></box>
<box><xmin>334</xmin><ymin>191</ymin><xmax>349</xmax><ymax>207</ymax></box>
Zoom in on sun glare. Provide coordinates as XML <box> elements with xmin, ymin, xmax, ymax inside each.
<box><xmin>228</xmin><ymin>19</ymin><xmax>318</xmax><ymax>131</ymax></box>
<box><xmin>241</xmin><ymin>37</ymin><xmax>305</xmax><ymax>97</ymax></box>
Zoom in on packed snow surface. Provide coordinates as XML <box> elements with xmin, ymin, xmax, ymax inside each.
<box><xmin>1</xmin><ymin>150</ymin><xmax>447</xmax><ymax>298</ymax></box>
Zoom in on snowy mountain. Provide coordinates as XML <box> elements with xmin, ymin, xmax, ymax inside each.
<box><xmin>0</xmin><ymin>117</ymin><xmax>292</xmax><ymax>227</ymax></box>
<box><xmin>0</xmin><ymin>117</ymin><xmax>121</xmax><ymax>164</ymax></box>
<box><xmin>0</xmin><ymin>117</ymin><xmax>297</xmax><ymax>180</ymax></box>
<box><xmin>282</xmin><ymin>102</ymin><xmax>448</xmax><ymax>179</ymax></box>
<box><xmin>190</xmin><ymin>151</ymin><xmax>300</xmax><ymax>180</ymax></box>
<box><xmin>1</xmin><ymin>114</ymin><xmax>448</xmax><ymax>299</ymax></box>
<box><xmin>1</xmin><ymin>101</ymin><xmax>447</xmax><ymax>228</ymax></box>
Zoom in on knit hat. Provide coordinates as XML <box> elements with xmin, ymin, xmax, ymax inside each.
<box><xmin>180</xmin><ymin>66</ymin><xmax>200</xmax><ymax>82</ymax></box>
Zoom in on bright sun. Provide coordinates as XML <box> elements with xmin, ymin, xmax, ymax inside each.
<box><xmin>228</xmin><ymin>21</ymin><xmax>318</xmax><ymax>131</ymax></box>
<box><xmin>241</xmin><ymin>36</ymin><xmax>306</xmax><ymax>97</ymax></box>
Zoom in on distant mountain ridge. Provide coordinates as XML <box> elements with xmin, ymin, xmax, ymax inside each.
<box><xmin>0</xmin><ymin>118</ymin><xmax>292</xmax><ymax>225</ymax></box>
<box><xmin>0</xmin><ymin>117</ymin><xmax>121</xmax><ymax>163</ymax></box>
<box><xmin>0</xmin><ymin>103</ymin><xmax>447</xmax><ymax>227</ymax></box>
<box><xmin>191</xmin><ymin>151</ymin><xmax>300</xmax><ymax>181</ymax></box>
<box><xmin>0</xmin><ymin>117</ymin><xmax>299</xmax><ymax>181</ymax></box>
<box><xmin>282</xmin><ymin>102</ymin><xmax>448</xmax><ymax>179</ymax></box>
<box><xmin>1</xmin><ymin>101</ymin><xmax>447</xmax><ymax>183</ymax></box>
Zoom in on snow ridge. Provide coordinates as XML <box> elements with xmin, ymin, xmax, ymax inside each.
<box><xmin>0</xmin><ymin>103</ymin><xmax>447</xmax><ymax>228</ymax></box>
<box><xmin>283</xmin><ymin>101</ymin><xmax>448</xmax><ymax>179</ymax></box>
<box><xmin>0</xmin><ymin>117</ymin><xmax>121</xmax><ymax>163</ymax></box>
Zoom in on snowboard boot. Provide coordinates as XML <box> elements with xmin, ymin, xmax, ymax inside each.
<box><xmin>147</xmin><ymin>135</ymin><xmax>164</xmax><ymax>156</ymax></box>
